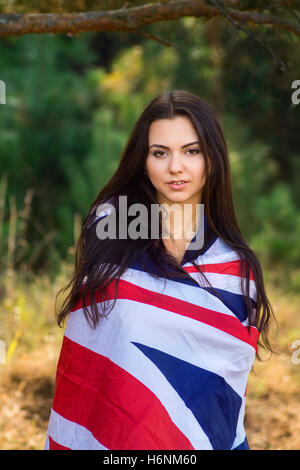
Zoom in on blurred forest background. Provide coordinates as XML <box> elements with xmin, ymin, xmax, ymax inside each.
<box><xmin>0</xmin><ymin>0</ymin><xmax>300</xmax><ymax>450</ymax></box>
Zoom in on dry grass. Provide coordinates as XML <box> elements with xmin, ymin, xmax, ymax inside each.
<box><xmin>245</xmin><ymin>285</ymin><xmax>300</xmax><ymax>450</ymax></box>
<box><xmin>0</xmin><ymin>269</ymin><xmax>299</xmax><ymax>450</ymax></box>
<box><xmin>0</xmin><ymin>348</ymin><xmax>60</xmax><ymax>449</ymax></box>
<box><xmin>0</xmin><ymin>268</ymin><xmax>66</xmax><ymax>450</ymax></box>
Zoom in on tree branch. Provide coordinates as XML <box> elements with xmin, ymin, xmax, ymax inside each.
<box><xmin>0</xmin><ymin>0</ymin><xmax>299</xmax><ymax>38</ymax></box>
<box><xmin>211</xmin><ymin>0</ymin><xmax>287</xmax><ymax>71</ymax></box>
<box><xmin>222</xmin><ymin>3</ymin><xmax>300</xmax><ymax>37</ymax></box>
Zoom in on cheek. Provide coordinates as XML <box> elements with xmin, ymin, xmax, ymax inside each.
<box><xmin>146</xmin><ymin>159</ymin><xmax>165</xmax><ymax>181</ymax></box>
<box><xmin>192</xmin><ymin>160</ymin><xmax>206</xmax><ymax>178</ymax></box>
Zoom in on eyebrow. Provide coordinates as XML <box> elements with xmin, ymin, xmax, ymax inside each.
<box><xmin>149</xmin><ymin>141</ymin><xmax>200</xmax><ymax>150</ymax></box>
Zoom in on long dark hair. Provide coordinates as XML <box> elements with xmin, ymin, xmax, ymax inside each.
<box><xmin>56</xmin><ymin>90</ymin><xmax>276</xmax><ymax>360</ymax></box>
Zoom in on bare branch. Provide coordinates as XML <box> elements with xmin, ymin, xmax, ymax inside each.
<box><xmin>224</xmin><ymin>0</ymin><xmax>300</xmax><ymax>12</ymax></box>
<box><xmin>134</xmin><ymin>29</ymin><xmax>174</xmax><ymax>47</ymax></box>
<box><xmin>0</xmin><ymin>0</ymin><xmax>299</xmax><ymax>38</ymax></box>
<box><xmin>223</xmin><ymin>3</ymin><xmax>300</xmax><ymax>37</ymax></box>
<box><xmin>211</xmin><ymin>0</ymin><xmax>287</xmax><ymax>71</ymax></box>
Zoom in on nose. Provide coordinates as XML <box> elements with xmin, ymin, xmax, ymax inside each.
<box><xmin>168</xmin><ymin>152</ymin><xmax>184</xmax><ymax>174</ymax></box>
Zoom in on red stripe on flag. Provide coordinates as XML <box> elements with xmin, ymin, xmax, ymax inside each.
<box><xmin>49</xmin><ymin>436</ymin><xmax>71</xmax><ymax>450</ymax></box>
<box><xmin>73</xmin><ymin>279</ymin><xmax>259</xmax><ymax>351</ymax></box>
<box><xmin>184</xmin><ymin>260</ymin><xmax>254</xmax><ymax>280</ymax></box>
<box><xmin>52</xmin><ymin>336</ymin><xmax>195</xmax><ymax>450</ymax></box>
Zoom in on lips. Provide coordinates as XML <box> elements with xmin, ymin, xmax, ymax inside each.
<box><xmin>167</xmin><ymin>181</ymin><xmax>189</xmax><ymax>189</ymax></box>
<box><xmin>168</xmin><ymin>180</ymin><xmax>188</xmax><ymax>183</ymax></box>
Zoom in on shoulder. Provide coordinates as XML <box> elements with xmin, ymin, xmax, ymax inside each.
<box><xmin>199</xmin><ymin>236</ymin><xmax>241</xmax><ymax>264</ymax></box>
<box><xmin>196</xmin><ymin>236</ymin><xmax>258</xmax><ymax>304</ymax></box>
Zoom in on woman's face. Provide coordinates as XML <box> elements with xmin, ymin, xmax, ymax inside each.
<box><xmin>145</xmin><ymin>116</ymin><xmax>208</xmax><ymax>207</ymax></box>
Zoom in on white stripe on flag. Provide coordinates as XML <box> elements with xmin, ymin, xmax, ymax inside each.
<box><xmin>45</xmin><ymin>408</ymin><xmax>108</xmax><ymax>450</ymax></box>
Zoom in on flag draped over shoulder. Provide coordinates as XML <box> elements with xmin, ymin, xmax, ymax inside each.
<box><xmin>44</xmin><ymin>219</ymin><xmax>259</xmax><ymax>450</ymax></box>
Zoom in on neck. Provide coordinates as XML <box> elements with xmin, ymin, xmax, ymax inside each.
<box><xmin>157</xmin><ymin>197</ymin><xmax>202</xmax><ymax>242</ymax></box>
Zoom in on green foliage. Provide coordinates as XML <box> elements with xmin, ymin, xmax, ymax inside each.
<box><xmin>0</xmin><ymin>33</ymin><xmax>98</xmax><ymax>270</ymax></box>
<box><xmin>60</xmin><ymin>107</ymin><xmax>125</xmax><ymax>215</ymax></box>
<box><xmin>251</xmin><ymin>183</ymin><xmax>300</xmax><ymax>266</ymax></box>
<box><xmin>0</xmin><ymin>16</ymin><xmax>299</xmax><ymax>288</ymax></box>
<box><xmin>225</xmin><ymin>113</ymin><xmax>300</xmax><ymax>290</ymax></box>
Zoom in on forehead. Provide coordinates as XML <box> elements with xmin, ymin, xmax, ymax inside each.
<box><xmin>148</xmin><ymin>116</ymin><xmax>198</xmax><ymax>145</ymax></box>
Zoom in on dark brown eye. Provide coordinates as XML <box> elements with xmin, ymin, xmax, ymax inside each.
<box><xmin>153</xmin><ymin>150</ymin><xmax>165</xmax><ymax>158</ymax></box>
<box><xmin>187</xmin><ymin>148</ymin><xmax>200</xmax><ymax>154</ymax></box>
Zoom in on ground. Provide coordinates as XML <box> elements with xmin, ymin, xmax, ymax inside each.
<box><xmin>0</xmin><ymin>282</ymin><xmax>299</xmax><ymax>450</ymax></box>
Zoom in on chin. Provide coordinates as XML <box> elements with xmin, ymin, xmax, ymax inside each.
<box><xmin>161</xmin><ymin>195</ymin><xmax>192</xmax><ymax>205</ymax></box>
<box><xmin>156</xmin><ymin>188</ymin><xmax>193</xmax><ymax>204</ymax></box>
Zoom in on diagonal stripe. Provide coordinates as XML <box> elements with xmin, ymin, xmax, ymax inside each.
<box><xmin>74</xmin><ymin>279</ymin><xmax>259</xmax><ymax>351</ymax></box>
<box><xmin>49</xmin><ymin>436</ymin><xmax>71</xmax><ymax>450</ymax></box>
<box><xmin>184</xmin><ymin>260</ymin><xmax>254</xmax><ymax>280</ymax></box>
<box><xmin>182</xmin><ymin>270</ymin><xmax>257</xmax><ymax>302</ymax></box>
<box><xmin>132</xmin><ymin>342</ymin><xmax>242</xmax><ymax>450</ymax></box>
<box><xmin>52</xmin><ymin>336</ymin><xmax>195</xmax><ymax>450</ymax></box>
<box><xmin>46</xmin><ymin>408</ymin><xmax>108</xmax><ymax>450</ymax></box>
<box><xmin>199</xmin><ymin>287</ymin><xmax>256</xmax><ymax>323</ymax></box>
<box><xmin>65</xmin><ymin>299</ymin><xmax>255</xmax><ymax>399</ymax></box>
<box><xmin>232</xmin><ymin>436</ymin><xmax>250</xmax><ymax>450</ymax></box>
<box><xmin>121</xmin><ymin>267</ymin><xmax>258</xmax><ymax>324</ymax></box>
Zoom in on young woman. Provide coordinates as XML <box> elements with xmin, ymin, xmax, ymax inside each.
<box><xmin>44</xmin><ymin>90</ymin><xmax>275</xmax><ymax>450</ymax></box>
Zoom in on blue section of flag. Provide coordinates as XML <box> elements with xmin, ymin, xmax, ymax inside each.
<box><xmin>232</xmin><ymin>436</ymin><xmax>250</xmax><ymax>450</ymax></box>
<box><xmin>202</xmin><ymin>287</ymin><xmax>257</xmax><ymax>323</ymax></box>
<box><xmin>132</xmin><ymin>342</ymin><xmax>242</xmax><ymax>450</ymax></box>
<box><xmin>201</xmin><ymin>287</ymin><xmax>248</xmax><ymax>322</ymax></box>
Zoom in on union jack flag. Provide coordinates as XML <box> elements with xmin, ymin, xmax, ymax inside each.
<box><xmin>44</xmin><ymin>217</ymin><xmax>258</xmax><ymax>450</ymax></box>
